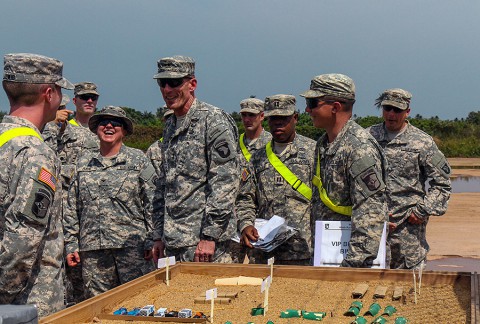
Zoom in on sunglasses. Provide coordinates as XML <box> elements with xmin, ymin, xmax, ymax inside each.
<box><xmin>383</xmin><ymin>106</ymin><xmax>405</xmax><ymax>113</ymax></box>
<box><xmin>157</xmin><ymin>78</ymin><xmax>190</xmax><ymax>88</ymax></box>
<box><xmin>98</xmin><ymin>119</ymin><xmax>124</xmax><ymax>128</ymax></box>
<box><xmin>305</xmin><ymin>98</ymin><xmax>336</xmax><ymax>109</ymax></box>
<box><xmin>78</xmin><ymin>94</ymin><xmax>99</xmax><ymax>101</ymax></box>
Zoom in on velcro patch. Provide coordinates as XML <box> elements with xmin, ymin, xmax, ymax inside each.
<box><xmin>31</xmin><ymin>188</ymin><xmax>52</xmax><ymax>219</ymax></box>
<box><xmin>38</xmin><ymin>167</ymin><xmax>57</xmax><ymax>192</ymax></box>
<box><xmin>214</xmin><ymin>140</ymin><xmax>231</xmax><ymax>158</ymax></box>
<box><xmin>361</xmin><ymin>168</ymin><xmax>381</xmax><ymax>191</ymax></box>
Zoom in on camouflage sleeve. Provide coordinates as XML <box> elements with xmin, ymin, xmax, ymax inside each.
<box><xmin>0</xmin><ymin>151</ymin><xmax>58</xmax><ymax>302</ymax></box>
<box><xmin>413</xmin><ymin>143</ymin><xmax>452</xmax><ymax>219</ymax></box>
<box><xmin>63</xmin><ymin>168</ymin><xmax>80</xmax><ymax>254</ymax></box>
<box><xmin>139</xmin><ymin>158</ymin><xmax>157</xmax><ymax>250</ymax></box>
<box><xmin>202</xmin><ymin>115</ymin><xmax>239</xmax><ymax>240</ymax></box>
<box><xmin>151</xmin><ymin>161</ymin><xmax>165</xmax><ymax>242</ymax></box>
<box><xmin>235</xmin><ymin>163</ymin><xmax>258</xmax><ymax>233</ymax></box>
<box><xmin>343</xmin><ymin>148</ymin><xmax>387</xmax><ymax>268</ymax></box>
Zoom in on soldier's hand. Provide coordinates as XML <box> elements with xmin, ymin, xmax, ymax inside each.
<box><xmin>55</xmin><ymin>109</ymin><xmax>73</xmax><ymax>124</ymax></box>
<box><xmin>240</xmin><ymin>226</ymin><xmax>259</xmax><ymax>248</ymax></box>
<box><xmin>144</xmin><ymin>249</ymin><xmax>153</xmax><ymax>261</ymax></box>
<box><xmin>66</xmin><ymin>251</ymin><xmax>81</xmax><ymax>267</ymax></box>
<box><xmin>388</xmin><ymin>222</ymin><xmax>397</xmax><ymax>232</ymax></box>
<box><xmin>194</xmin><ymin>240</ymin><xmax>215</xmax><ymax>262</ymax></box>
<box><xmin>407</xmin><ymin>212</ymin><xmax>424</xmax><ymax>225</ymax></box>
<box><xmin>152</xmin><ymin>240</ymin><xmax>166</xmax><ymax>265</ymax></box>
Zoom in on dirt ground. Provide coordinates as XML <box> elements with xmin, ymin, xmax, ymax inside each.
<box><xmin>426</xmin><ymin>158</ymin><xmax>480</xmax><ymax>270</ymax></box>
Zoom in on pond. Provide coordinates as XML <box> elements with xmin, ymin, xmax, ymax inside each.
<box><xmin>450</xmin><ymin>176</ymin><xmax>480</xmax><ymax>193</ymax></box>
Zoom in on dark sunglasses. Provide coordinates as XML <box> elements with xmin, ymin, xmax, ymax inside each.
<box><xmin>383</xmin><ymin>106</ymin><xmax>405</xmax><ymax>113</ymax></box>
<box><xmin>157</xmin><ymin>78</ymin><xmax>188</xmax><ymax>88</ymax></box>
<box><xmin>305</xmin><ymin>98</ymin><xmax>320</xmax><ymax>109</ymax></box>
<box><xmin>305</xmin><ymin>98</ymin><xmax>336</xmax><ymax>109</ymax></box>
<box><xmin>78</xmin><ymin>94</ymin><xmax>99</xmax><ymax>101</ymax></box>
<box><xmin>98</xmin><ymin>119</ymin><xmax>124</xmax><ymax>128</ymax></box>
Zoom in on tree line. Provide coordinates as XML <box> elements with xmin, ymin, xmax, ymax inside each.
<box><xmin>1</xmin><ymin>109</ymin><xmax>479</xmax><ymax>157</ymax></box>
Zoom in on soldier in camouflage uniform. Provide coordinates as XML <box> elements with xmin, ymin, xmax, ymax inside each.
<box><xmin>71</xmin><ymin>82</ymin><xmax>100</xmax><ymax>127</ymax></box>
<box><xmin>236</xmin><ymin>95</ymin><xmax>315</xmax><ymax>265</ymax></box>
<box><xmin>64</xmin><ymin>106</ymin><xmax>156</xmax><ymax>298</ymax></box>
<box><xmin>150</xmin><ymin>55</ymin><xmax>239</xmax><ymax>263</ymax></box>
<box><xmin>231</xmin><ymin>98</ymin><xmax>272</xmax><ymax>263</ymax></box>
<box><xmin>0</xmin><ymin>53</ymin><xmax>74</xmax><ymax>316</ymax></box>
<box><xmin>302</xmin><ymin>74</ymin><xmax>388</xmax><ymax>268</ymax></box>
<box><xmin>368</xmin><ymin>89</ymin><xmax>451</xmax><ymax>269</ymax></box>
<box><xmin>146</xmin><ymin>106</ymin><xmax>174</xmax><ymax>177</ymax></box>
<box><xmin>42</xmin><ymin>92</ymin><xmax>99</xmax><ymax>304</ymax></box>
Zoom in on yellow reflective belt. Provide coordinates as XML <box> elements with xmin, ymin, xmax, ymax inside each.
<box><xmin>160</xmin><ymin>137</ymin><xmax>164</xmax><ymax>142</ymax></box>
<box><xmin>68</xmin><ymin>119</ymin><xmax>79</xmax><ymax>126</ymax></box>
<box><xmin>0</xmin><ymin>127</ymin><xmax>43</xmax><ymax>147</ymax></box>
<box><xmin>266</xmin><ymin>142</ymin><xmax>312</xmax><ymax>201</ymax></box>
<box><xmin>239</xmin><ymin>133</ymin><xmax>252</xmax><ymax>162</ymax></box>
<box><xmin>312</xmin><ymin>154</ymin><xmax>352</xmax><ymax>216</ymax></box>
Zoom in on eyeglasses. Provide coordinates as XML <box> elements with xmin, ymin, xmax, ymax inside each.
<box><xmin>78</xmin><ymin>94</ymin><xmax>99</xmax><ymax>101</ymax></box>
<box><xmin>383</xmin><ymin>106</ymin><xmax>405</xmax><ymax>113</ymax></box>
<box><xmin>98</xmin><ymin>119</ymin><xmax>124</xmax><ymax>128</ymax></box>
<box><xmin>157</xmin><ymin>78</ymin><xmax>188</xmax><ymax>88</ymax></box>
<box><xmin>305</xmin><ymin>98</ymin><xmax>335</xmax><ymax>109</ymax></box>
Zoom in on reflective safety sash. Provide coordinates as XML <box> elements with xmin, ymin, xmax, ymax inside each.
<box><xmin>312</xmin><ymin>155</ymin><xmax>352</xmax><ymax>216</ymax></box>
<box><xmin>239</xmin><ymin>133</ymin><xmax>252</xmax><ymax>162</ymax></box>
<box><xmin>0</xmin><ymin>127</ymin><xmax>43</xmax><ymax>147</ymax></box>
<box><xmin>266</xmin><ymin>142</ymin><xmax>312</xmax><ymax>201</ymax></box>
<box><xmin>68</xmin><ymin>119</ymin><xmax>79</xmax><ymax>126</ymax></box>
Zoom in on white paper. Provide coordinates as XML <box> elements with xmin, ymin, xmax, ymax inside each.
<box><xmin>261</xmin><ymin>276</ymin><xmax>271</xmax><ymax>293</ymax></box>
<box><xmin>313</xmin><ymin>221</ymin><xmax>386</xmax><ymax>268</ymax></box>
<box><xmin>267</xmin><ymin>257</ymin><xmax>275</xmax><ymax>265</ymax></box>
<box><xmin>205</xmin><ymin>288</ymin><xmax>217</xmax><ymax>301</ymax></box>
<box><xmin>157</xmin><ymin>256</ymin><xmax>176</xmax><ymax>269</ymax></box>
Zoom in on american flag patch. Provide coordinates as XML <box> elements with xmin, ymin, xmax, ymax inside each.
<box><xmin>241</xmin><ymin>168</ymin><xmax>249</xmax><ymax>182</ymax></box>
<box><xmin>38</xmin><ymin>167</ymin><xmax>57</xmax><ymax>192</ymax></box>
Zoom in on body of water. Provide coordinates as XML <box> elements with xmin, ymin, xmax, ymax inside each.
<box><xmin>450</xmin><ymin>176</ymin><xmax>480</xmax><ymax>193</ymax></box>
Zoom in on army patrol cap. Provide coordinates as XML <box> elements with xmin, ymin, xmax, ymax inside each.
<box><xmin>300</xmin><ymin>73</ymin><xmax>355</xmax><ymax>101</ymax></box>
<box><xmin>60</xmin><ymin>94</ymin><xmax>70</xmax><ymax>107</ymax></box>
<box><xmin>153</xmin><ymin>55</ymin><xmax>195</xmax><ymax>79</ymax></box>
<box><xmin>89</xmin><ymin>106</ymin><xmax>134</xmax><ymax>135</ymax></box>
<box><xmin>3</xmin><ymin>53</ymin><xmax>74</xmax><ymax>89</ymax></box>
<box><xmin>375</xmin><ymin>88</ymin><xmax>412</xmax><ymax>110</ymax></box>
<box><xmin>74</xmin><ymin>82</ymin><xmax>99</xmax><ymax>96</ymax></box>
<box><xmin>240</xmin><ymin>98</ymin><xmax>264</xmax><ymax>114</ymax></box>
<box><xmin>264</xmin><ymin>94</ymin><xmax>297</xmax><ymax>117</ymax></box>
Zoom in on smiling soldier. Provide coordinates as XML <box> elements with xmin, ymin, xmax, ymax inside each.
<box><xmin>64</xmin><ymin>106</ymin><xmax>156</xmax><ymax>297</ymax></box>
<box><xmin>149</xmin><ymin>55</ymin><xmax>239</xmax><ymax>264</ymax></box>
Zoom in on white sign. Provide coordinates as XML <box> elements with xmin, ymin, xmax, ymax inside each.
<box><xmin>261</xmin><ymin>276</ymin><xmax>271</xmax><ymax>293</ymax></box>
<box><xmin>267</xmin><ymin>257</ymin><xmax>275</xmax><ymax>265</ymax></box>
<box><xmin>157</xmin><ymin>256</ymin><xmax>176</xmax><ymax>269</ymax></box>
<box><xmin>205</xmin><ymin>288</ymin><xmax>217</xmax><ymax>301</ymax></box>
<box><xmin>313</xmin><ymin>221</ymin><xmax>387</xmax><ymax>268</ymax></box>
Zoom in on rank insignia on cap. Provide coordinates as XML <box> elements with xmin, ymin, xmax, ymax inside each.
<box><xmin>241</xmin><ymin>168</ymin><xmax>250</xmax><ymax>182</ymax></box>
<box><xmin>38</xmin><ymin>167</ymin><xmax>57</xmax><ymax>192</ymax></box>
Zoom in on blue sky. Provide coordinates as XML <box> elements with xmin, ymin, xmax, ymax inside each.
<box><xmin>1</xmin><ymin>1</ymin><xmax>479</xmax><ymax>119</ymax></box>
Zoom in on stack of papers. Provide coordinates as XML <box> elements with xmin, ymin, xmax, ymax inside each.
<box><xmin>232</xmin><ymin>215</ymin><xmax>297</xmax><ymax>252</ymax></box>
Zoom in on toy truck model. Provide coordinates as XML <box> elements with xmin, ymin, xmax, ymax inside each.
<box><xmin>154</xmin><ymin>307</ymin><xmax>169</xmax><ymax>317</ymax></box>
<box><xmin>138</xmin><ymin>305</ymin><xmax>155</xmax><ymax>316</ymax></box>
<box><xmin>179</xmin><ymin>309</ymin><xmax>193</xmax><ymax>318</ymax></box>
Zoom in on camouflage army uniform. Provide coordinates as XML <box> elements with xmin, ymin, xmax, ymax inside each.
<box><xmin>238</xmin><ymin>130</ymin><xmax>272</xmax><ymax>171</ymax></box>
<box><xmin>42</xmin><ymin>122</ymin><xmax>98</xmax><ymax>303</ymax></box>
<box><xmin>0</xmin><ymin>116</ymin><xmax>64</xmax><ymax>316</ymax></box>
<box><xmin>236</xmin><ymin>134</ymin><xmax>316</xmax><ymax>264</ymax></box>
<box><xmin>151</xmin><ymin>98</ymin><xmax>239</xmax><ymax>262</ymax></box>
<box><xmin>312</xmin><ymin>119</ymin><xmax>388</xmax><ymax>267</ymax></box>
<box><xmin>64</xmin><ymin>145</ymin><xmax>156</xmax><ymax>297</ymax></box>
<box><xmin>369</xmin><ymin>121</ymin><xmax>451</xmax><ymax>268</ymax></box>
